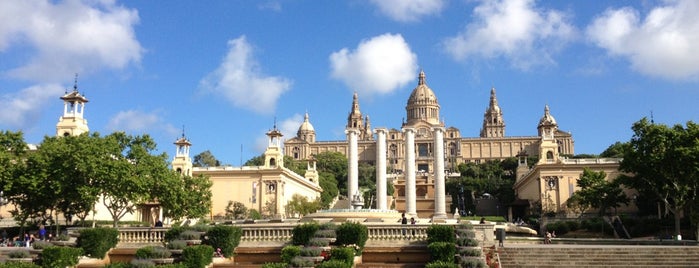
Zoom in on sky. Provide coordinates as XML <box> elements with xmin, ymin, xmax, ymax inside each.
<box><xmin>1</xmin><ymin>0</ymin><xmax>698</xmax><ymax>166</ymax></box>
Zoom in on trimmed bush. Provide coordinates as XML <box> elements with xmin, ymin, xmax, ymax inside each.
<box><xmin>103</xmin><ymin>263</ymin><xmax>131</xmax><ymax>268</ymax></box>
<box><xmin>545</xmin><ymin>221</ymin><xmax>570</xmax><ymax>236</ymax></box>
<box><xmin>135</xmin><ymin>246</ymin><xmax>172</xmax><ymax>259</ymax></box>
<box><xmin>40</xmin><ymin>246</ymin><xmax>83</xmax><ymax>268</ymax></box>
<box><xmin>166</xmin><ymin>240</ymin><xmax>187</xmax><ymax>250</ymax></box>
<box><xmin>292</xmin><ymin>222</ymin><xmax>320</xmax><ymax>246</ymax></box>
<box><xmin>32</xmin><ymin>241</ymin><xmax>53</xmax><ymax>250</ymax></box>
<box><xmin>281</xmin><ymin>245</ymin><xmax>301</xmax><ymax>263</ymax></box>
<box><xmin>164</xmin><ymin>226</ymin><xmax>186</xmax><ymax>242</ymax></box>
<box><xmin>8</xmin><ymin>250</ymin><xmax>31</xmax><ymax>258</ymax></box>
<box><xmin>334</xmin><ymin>222</ymin><xmax>368</xmax><ymax>254</ymax></box>
<box><xmin>425</xmin><ymin>260</ymin><xmax>459</xmax><ymax>268</ymax></box>
<box><xmin>181</xmin><ymin>245</ymin><xmax>214</xmax><ymax>268</ymax></box>
<box><xmin>456</xmin><ymin>237</ymin><xmax>479</xmax><ymax>247</ymax></box>
<box><xmin>299</xmin><ymin>247</ymin><xmax>322</xmax><ymax>257</ymax></box>
<box><xmin>129</xmin><ymin>259</ymin><xmax>155</xmax><ymax>268</ymax></box>
<box><xmin>329</xmin><ymin>246</ymin><xmax>355</xmax><ymax>266</ymax></box>
<box><xmin>307</xmin><ymin>238</ymin><xmax>330</xmax><ymax>247</ymax></box>
<box><xmin>179</xmin><ymin>230</ymin><xmax>202</xmax><ymax>240</ymax></box>
<box><xmin>316</xmin><ymin>259</ymin><xmax>351</xmax><ymax>268</ymax></box>
<box><xmin>427</xmin><ymin>225</ymin><xmax>455</xmax><ymax>244</ymax></box>
<box><xmin>261</xmin><ymin>263</ymin><xmax>288</xmax><ymax>268</ymax></box>
<box><xmin>158</xmin><ymin>264</ymin><xmax>187</xmax><ymax>268</ymax></box>
<box><xmin>77</xmin><ymin>227</ymin><xmax>119</xmax><ymax>258</ymax></box>
<box><xmin>289</xmin><ymin>257</ymin><xmax>314</xmax><ymax>268</ymax></box>
<box><xmin>314</xmin><ymin>229</ymin><xmax>336</xmax><ymax>238</ymax></box>
<box><xmin>565</xmin><ymin>221</ymin><xmax>580</xmax><ymax>231</ymax></box>
<box><xmin>0</xmin><ymin>263</ymin><xmax>40</xmax><ymax>268</ymax></box>
<box><xmin>428</xmin><ymin>242</ymin><xmax>455</xmax><ymax>263</ymax></box>
<box><xmin>203</xmin><ymin>225</ymin><xmax>242</xmax><ymax>257</ymax></box>
<box><xmin>459</xmin><ymin>257</ymin><xmax>487</xmax><ymax>268</ymax></box>
<box><xmin>459</xmin><ymin>247</ymin><xmax>482</xmax><ymax>257</ymax></box>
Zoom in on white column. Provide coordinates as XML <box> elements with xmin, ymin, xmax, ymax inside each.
<box><xmin>375</xmin><ymin>128</ymin><xmax>388</xmax><ymax>210</ymax></box>
<box><xmin>433</xmin><ymin>127</ymin><xmax>447</xmax><ymax>219</ymax></box>
<box><xmin>403</xmin><ymin>128</ymin><xmax>417</xmax><ymax>217</ymax></box>
<box><xmin>346</xmin><ymin>129</ymin><xmax>359</xmax><ymax>209</ymax></box>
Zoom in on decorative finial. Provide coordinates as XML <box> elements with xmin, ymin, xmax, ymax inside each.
<box><xmin>273</xmin><ymin>116</ymin><xmax>277</xmax><ymax>130</ymax></box>
<box><xmin>650</xmin><ymin>110</ymin><xmax>655</xmax><ymax>124</ymax></box>
<box><xmin>418</xmin><ymin>69</ymin><xmax>426</xmax><ymax>85</ymax></box>
<box><xmin>73</xmin><ymin>73</ymin><xmax>79</xmax><ymax>91</ymax></box>
<box><xmin>181</xmin><ymin>125</ymin><xmax>186</xmax><ymax>138</ymax></box>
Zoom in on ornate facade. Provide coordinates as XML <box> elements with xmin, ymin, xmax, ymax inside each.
<box><xmin>284</xmin><ymin>70</ymin><xmax>575</xmax><ymax>173</ymax></box>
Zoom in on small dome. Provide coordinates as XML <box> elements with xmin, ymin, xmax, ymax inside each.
<box><xmin>298</xmin><ymin>113</ymin><xmax>315</xmax><ymax>133</ymax></box>
<box><xmin>407</xmin><ymin>70</ymin><xmax>438</xmax><ymax>106</ymax></box>
<box><xmin>538</xmin><ymin>105</ymin><xmax>557</xmax><ymax>126</ymax></box>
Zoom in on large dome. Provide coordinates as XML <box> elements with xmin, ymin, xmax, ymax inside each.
<box><xmin>298</xmin><ymin>113</ymin><xmax>315</xmax><ymax>132</ymax></box>
<box><xmin>404</xmin><ymin>70</ymin><xmax>441</xmax><ymax>126</ymax></box>
<box><xmin>407</xmin><ymin>70</ymin><xmax>438</xmax><ymax>106</ymax></box>
<box><xmin>538</xmin><ymin>105</ymin><xmax>557</xmax><ymax>127</ymax></box>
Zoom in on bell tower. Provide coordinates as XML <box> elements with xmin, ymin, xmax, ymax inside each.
<box><xmin>56</xmin><ymin>75</ymin><xmax>89</xmax><ymax>137</ymax></box>
<box><xmin>172</xmin><ymin>129</ymin><xmax>193</xmax><ymax>176</ymax></box>
<box><xmin>537</xmin><ymin>105</ymin><xmax>560</xmax><ymax>164</ymax></box>
<box><xmin>264</xmin><ymin>122</ymin><xmax>284</xmax><ymax>169</ymax></box>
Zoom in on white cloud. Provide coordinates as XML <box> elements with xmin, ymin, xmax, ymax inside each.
<box><xmin>200</xmin><ymin>36</ymin><xmax>292</xmax><ymax>115</ymax></box>
<box><xmin>253</xmin><ymin>114</ymin><xmax>303</xmax><ymax>154</ymax></box>
<box><xmin>369</xmin><ymin>0</ymin><xmax>445</xmax><ymax>22</ymax></box>
<box><xmin>586</xmin><ymin>0</ymin><xmax>699</xmax><ymax>80</ymax></box>
<box><xmin>0</xmin><ymin>0</ymin><xmax>143</xmax><ymax>82</ymax></box>
<box><xmin>0</xmin><ymin>84</ymin><xmax>63</xmax><ymax>128</ymax></box>
<box><xmin>258</xmin><ymin>1</ymin><xmax>282</xmax><ymax>12</ymax></box>
<box><xmin>106</xmin><ymin>110</ymin><xmax>178</xmax><ymax>137</ymax></box>
<box><xmin>442</xmin><ymin>0</ymin><xmax>576</xmax><ymax>70</ymax></box>
<box><xmin>330</xmin><ymin>33</ymin><xmax>418</xmax><ymax>96</ymax></box>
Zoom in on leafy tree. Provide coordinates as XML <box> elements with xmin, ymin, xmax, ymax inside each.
<box><xmin>565</xmin><ymin>194</ymin><xmax>590</xmax><ymax>216</ymax></box>
<box><xmin>0</xmin><ymin>131</ymin><xmax>27</xmax><ymax>189</ymax></box>
<box><xmin>318</xmin><ymin>172</ymin><xmax>339</xmax><ymax>209</ymax></box>
<box><xmin>225</xmin><ymin>201</ymin><xmax>248</xmax><ymax>219</ymax></box>
<box><xmin>244</xmin><ymin>155</ymin><xmax>264</xmax><ymax>166</ymax></box>
<box><xmin>314</xmin><ymin>152</ymin><xmax>348</xmax><ymax>196</ymax></box>
<box><xmin>193</xmin><ymin>150</ymin><xmax>221</xmax><ymax>167</ymax></box>
<box><xmin>158</xmin><ymin>173</ymin><xmax>212</xmax><ymax>222</ymax></box>
<box><xmin>600</xmin><ymin>142</ymin><xmax>629</xmax><ymax>158</ymax></box>
<box><xmin>284</xmin><ymin>194</ymin><xmax>321</xmax><ymax>217</ymax></box>
<box><xmin>571</xmin><ymin>168</ymin><xmax>628</xmax><ymax>216</ymax></box>
<box><xmin>617</xmin><ymin>118</ymin><xmax>699</xmax><ymax>237</ymax></box>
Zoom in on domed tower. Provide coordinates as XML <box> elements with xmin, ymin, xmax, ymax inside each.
<box><xmin>480</xmin><ymin>87</ymin><xmax>505</xmax><ymax>138</ymax></box>
<box><xmin>404</xmin><ymin>70</ymin><xmax>441</xmax><ymax>127</ymax></box>
<box><xmin>264</xmin><ymin>123</ymin><xmax>284</xmax><ymax>169</ymax></box>
<box><xmin>56</xmin><ymin>76</ymin><xmax>89</xmax><ymax>137</ymax></box>
<box><xmin>537</xmin><ymin>105</ymin><xmax>560</xmax><ymax>164</ymax></box>
<box><xmin>346</xmin><ymin>92</ymin><xmax>372</xmax><ymax>140</ymax></box>
<box><xmin>297</xmin><ymin>112</ymin><xmax>316</xmax><ymax>143</ymax></box>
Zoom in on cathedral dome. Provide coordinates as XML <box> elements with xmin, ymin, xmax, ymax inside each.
<box><xmin>538</xmin><ymin>105</ymin><xmax>557</xmax><ymax>127</ymax></box>
<box><xmin>298</xmin><ymin>113</ymin><xmax>315</xmax><ymax>132</ymax></box>
<box><xmin>407</xmin><ymin>70</ymin><xmax>438</xmax><ymax>106</ymax></box>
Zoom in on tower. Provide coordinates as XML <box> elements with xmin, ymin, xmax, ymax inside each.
<box><xmin>56</xmin><ymin>76</ymin><xmax>89</xmax><ymax>137</ymax></box>
<box><xmin>172</xmin><ymin>130</ymin><xmax>193</xmax><ymax>176</ymax></box>
<box><xmin>404</xmin><ymin>70</ymin><xmax>441</xmax><ymax>127</ymax></box>
<box><xmin>480</xmin><ymin>87</ymin><xmax>505</xmax><ymax>138</ymax></box>
<box><xmin>264</xmin><ymin>123</ymin><xmax>284</xmax><ymax>169</ymax></box>
<box><xmin>347</xmin><ymin>92</ymin><xmax>372</xmax><ymax>140</ymax></box>
<box><xmin>537</xmin><ymin>105</ymin><xmax>560</xmax><ymax>164</ymax></box>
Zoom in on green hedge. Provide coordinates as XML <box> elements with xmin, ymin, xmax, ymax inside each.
<box><xmin>280</xmin><ymin>245</ymin><xmax>301</xmax><ymax>263</ymax></box>
<box><xmin>316</xmin><ymin>259</ymin><xmax>351</xmax><ymax>268</ymax></box>
<box><xmin>261</xmin><ymin>262</ymin><xmax>288</xmax><ymax>268</ymax></box>
<box><xmin>203</xmin><ymin>225</ymin><xmax>242</xmax><ymax>257</ymax></box>
<box><xmin>427</xmin><ymin>225</ymin><xmax>455</xmax><ymax>244</ymax></box>
<box><xmin>334</xmin><ymin>222</ymin><xmax>368</xmax><ymax>254</ymax></box>
<box><xmin>427</xmin><ymin>242</ymin><xmax>455</xmax><ymax>263</ymax></box>
<box><xmin>291</xmin><ymin>222</ymin><xmax>320</xmax><ymax>246</ymax></box>
<box><xmin>329</xmin><ymin>246</ymin><xmax>355</xmax><ymax>266</ymax></box>
<box><xmin>0</xmin><ymin>262</ymin><xmax>40</xmax><ymax>268</ymax></box>
<box><xmin>40</xmin><ymin>246</ymin><xmax>83</xmax><ymax>268</ymax></box>
<box><xmin>77</xmin><ymin>227</ymin><xmax>119</xmax><ymax>258</ymax></box>
<box><xmin>181</xmin><ymin>245</ymin><xmax>213</xmax><ymax>268</ymax></box>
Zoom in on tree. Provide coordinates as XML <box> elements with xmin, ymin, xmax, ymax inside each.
<box><xmin>284</xmin><ymin>194</ymin><xmax>321</xmax><ymax>217</ymax></box>
<box><xmin>225</xmin><ymin>201</ymin><xmax>248</xmax><ymax>220</ymax></box>
<box><xmin>572</xmin><ymin>168</ymin><xmax>628</xmax><ymax>216</ymax></box>
<box><xmin>318</xmin><ymin>172</ymin><xmax>339</xmax><ymax>209</ymax></box>
<box><xmin>618</xmin><ymin>118</ymin><xmax>699</xmax><ymax>237</ymax></box>
<box><xmin>193</xmin><ymin>150</ymin><xmax>221</xmax><ymax>167</ymax></box>
<box><xmin>600</xmin><ymin>142</ymin><xmax>629</xmax><ymax>158</ymax></box>
<box><xmin>314</xmin><ymin>152</ymin><xmax>348</xmax><ymax>196</ymax></box>
<box><xmin>244</xmin><ymin>155</ymin><xmax>264</xmax><ymax>166</ymax></box>
<box><xmin>158</xmin><ymin>173</ymin><xmax>212</xmax><ymax>222</ymax></box>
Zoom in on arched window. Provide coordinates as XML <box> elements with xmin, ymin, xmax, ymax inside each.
<box><xmin>269</xmin><ymin>158</ymin><xmax>276</xmax><ymax>167</ymax></box>
<box><xmin>176</xmin><ymin>168</ymin><xmax>182</xmax><ymax>174</ymax></box>
<box><xmin>293</xmin><ymin>147</ymin><xmax>300</xmax><ymax>159</ymax></box>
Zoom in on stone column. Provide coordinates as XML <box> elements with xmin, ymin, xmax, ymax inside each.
<box><xmin>346</xmin><ymin>129</ymin><xmax>359</xmax><ymax>209</ymax></box>
<box><xmin>375</xmin><ymin>128</ymin><xmax>388</xmax><ymax>210</ymax></box>
<box><xmin>403</xmin><ymin>128</ymin><xmax>417</xmax><ymax>217</ymax></box>
<box><xmin>433</xmin><ymin>127</ymin><xmax>447</xmax><ymax>219</ymax></box>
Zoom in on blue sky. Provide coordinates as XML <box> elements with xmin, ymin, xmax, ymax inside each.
<box><xmin>1</xmin><ymin>0</ymin><xmax>698</xmax><ymax>165</ymax></box>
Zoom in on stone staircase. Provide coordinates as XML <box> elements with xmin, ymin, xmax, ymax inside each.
<box><xmin>498</xmin><ymin>245</ymin><xmax>699</xmax><ymax>267</ymax></box>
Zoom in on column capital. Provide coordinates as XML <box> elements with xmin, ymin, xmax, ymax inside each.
<box><xmin>431</xmin><ymin>127</ymin><xmax>446</xmax><ymax>133</ymax></box>
<box><xmin>345</xmin><ymin>128</ymin><xmax>360</xmax><ymax>135</ymax></box>
<box><xmin>402</xmin><ymin>127</ymin><xmax>415</xmax><ymax>134</ymax></box>
<box><xmin>374</xmin><ymin>128</ymin><xmax>389</xmax><ymax>134</ymax></box>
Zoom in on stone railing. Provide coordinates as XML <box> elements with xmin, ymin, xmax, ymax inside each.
<box><xmin>111</xmin><ymin>222</ymin><xmax>494</xmax><ymax>247</ymax></box>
